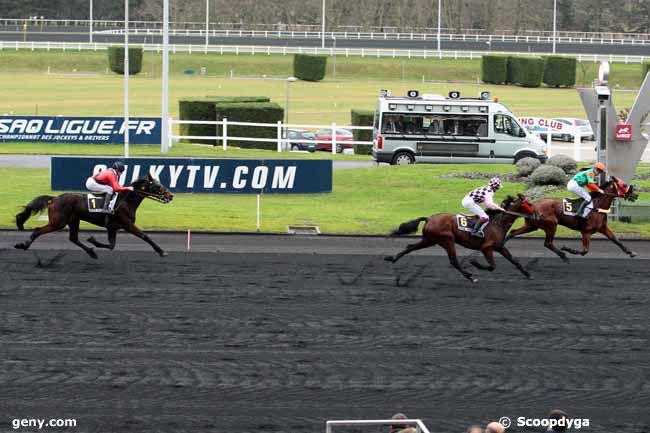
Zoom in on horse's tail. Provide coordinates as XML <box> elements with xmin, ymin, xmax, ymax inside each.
<box><xmin>16</xmin><ymin>195</ymin><xmax>54</xmax><ymax>230</ymax></box>
<box><xmin>390</xmin><ymin>217</ymin><xmax>428</xmax><ymax>236</ymax></box>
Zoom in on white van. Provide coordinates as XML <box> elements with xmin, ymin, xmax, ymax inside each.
<box><xmin>371</xmin><ymin>90</ymin><xmax>548</xmax><ymax>165</ymax></box>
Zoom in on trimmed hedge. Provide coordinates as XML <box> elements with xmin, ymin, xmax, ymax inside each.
<box><xmin>293</xmin><ymin>54</ymin><xmax>327</xmax><ymax>81</ymax></box>
<box><xmin>547</xmin><ymin>154</ymin><xmax>578</xmax><ymax>175</ymax></box>
<box><xmin>107</xmin><ymin>46</ymin><xmax>143</xmax><ymax>75</ymax></box>
<box><xmin>481</xmin><ymin>55</ymin><xmax>508</xmax><ymax>84</ymax></box>
<box><xmin>178</xmin><ymin>96</ymin><xmax>270</xmax><ymax>144</ymax></box>
<box><xmin>643</xmin><ymin>61</ymin><xmax>650</xmax><ymax>82</ymax></box>
<box><xmin>516</xmin><ymin>157</ymin><xmax>542</xmax><ymax>177</ymax></box>
<box><xmin>507</xmin><ymin>56</ymin><xmax>544</xmax><ymax>87</ymax></box>
<box><xmin>529</xmin><ymin>165</ymin><xmax>567</xmax><ymax>186</ymax></box>
<box><xmin>350</xmin><ymin>109</ymin><xmax>374</xmax><ymax>155</ymax></box>
<box><xmin>543</xmin><ymin>56</ymin><xmax>576</xmax><ymax>87</ymax></box>
<box><xmin>215</xmin><ymin>102</ymin><xmax>284</xmax><ymax>150</ymax></box>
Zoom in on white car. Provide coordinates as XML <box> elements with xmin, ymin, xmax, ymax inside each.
<box><xmin>552</xmin><ymin>118</ymin><xmax>595</xmax><ymax>142</ymax></box>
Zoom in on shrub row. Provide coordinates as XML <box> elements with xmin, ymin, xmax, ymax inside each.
<box><xmin>293</xmin><ymin>54</ymin><xmax>327</xmax><ymax>81</ymax></box>
<box><xmin>107</xmin><ymin>46</ymin><xmax>143</xmax><ymax>75</ymax></box>
<box><xmin>350</xmin><ymin>109</ymin><xmax>374</xmax><ymax>155</ymax></box>
<box><xmin>481</xmin><ymin>55</ymin><xmax>576</xmax><ymax>88</ymax></box>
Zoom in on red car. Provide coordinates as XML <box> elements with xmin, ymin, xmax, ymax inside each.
<box><xmin>314</xmin><ymin>128</ymin><xmax>354</xmax><ymax>153</ymax></box>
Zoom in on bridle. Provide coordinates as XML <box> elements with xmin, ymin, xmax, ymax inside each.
<box><xmin>134</xmin><ymin>182</ymin><xmax>171</xmax><ymax>203</ymax></box>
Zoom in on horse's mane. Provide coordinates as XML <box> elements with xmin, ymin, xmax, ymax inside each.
<box><xmin>130</xmin><ymin>175</ymin><xmax>153</xmax><ymax>187</ymax></box>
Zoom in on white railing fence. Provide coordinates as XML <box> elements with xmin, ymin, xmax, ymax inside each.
<box><xmin>1</xmin><ymin>40</ymin><xmax>647</xmax><ymax>64</ymax></box>
<box><xmin>326</xmin><ymin>419</ymin><xmax>431</xmax><ymax>433</ymax></box>
<box><xmin>170</xmin><ymin>119</ymin><xmax>373</xmax><ymax>155</ymax></box>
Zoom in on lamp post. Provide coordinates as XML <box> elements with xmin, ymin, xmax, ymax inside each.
<box><xmin>332</xmin><ymin>35</ymin><xmax>336</xmax><ymax>80</ymax></box>
<box><xmin>205</xmin><ymin>0</ymin><xmax>209</xmax><ymax>49</ymax></box>
<box><xmin>437</xmin><ymin>0</ymin><xmax>442</xmax><ymax>53</ymax></box>
<box><xmin>284</xmin><ymin>76</ymin><xmax>298</xmax><ymax>149</ymax></box>
<box><xmin>321</xmin><ymin>0</ymin><xmax>326</xmax><ymax>48</ymax></box>
<box><xmin>89</xmin><ymin>0</ymin><xmax>93</xmax><ymax>43</ymax></box>
<box><xmin>552</xmin><ymin>0</ymin><xmax>557</xmax><ymax>54</ymax></box>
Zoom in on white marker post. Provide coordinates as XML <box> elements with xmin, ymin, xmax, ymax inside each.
<box><xmin>123</xmin><ymin>0</ymin><xmax>130</xmax><ymax>158</ymax></box>
<box><xmin>186</xmin><ymin>229</ymin><xmax>191</xmax><ymax>250</ymax></box>
<box><xmin>546</xmin><ymin>128</ymin><xmax>552</xmax><ymax>157</ymax></box>
<box><xmin>256</xmin><ymin>194</ymin><xmax>261</xmax><ymax>232</ymax></box>
<box><xmin>574</xmin><ymin>127</ymin><xmax>581</xmax><ymax>162</ymax></box>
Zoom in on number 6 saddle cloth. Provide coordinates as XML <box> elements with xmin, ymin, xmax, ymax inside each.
<box><xmin>456</xmin><ymin>214</ymin><xmax>487</xmax><ymax>237</ymax></box>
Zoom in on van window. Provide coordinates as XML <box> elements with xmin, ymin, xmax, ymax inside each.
<box><xmin>381</xmin><ymin>114</ymin><xmax>404</xmax><ymax>134</ymax></box>
<box><xmin>494</xmin><ymin>114</ymin><xmax>523</xmax><ymax>137</ymax></box>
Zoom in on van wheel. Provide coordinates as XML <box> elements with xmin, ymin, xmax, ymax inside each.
<box><xmin>336</xmin><ymin>144</ymin><xmax>343</xmax><ymax>153</ymax></box>
<box><xmin>291</xmin><ymin>144</ymin><xmax>299</xmax><ymax>151</ymax></box>
<box><xmin>392</xmin><ymin>152</ymin><xmax>415</xmax><ymax>165</ymax></box>
<box><xmin>562</xmin><ymin>134</ymin><xmax>571</xmax><ymax>142</ymax></box>
<box><xmin>514</xmin><ymin>151</ymin><xmax>537</xmax><ymax>163</ymax></box>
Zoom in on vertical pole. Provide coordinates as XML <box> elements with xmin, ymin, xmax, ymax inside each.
<box><xmin>552</xmin><ymin>0</ymin><xmax>557</xmax><ymax>54</ymax></box>
<box><xmin>321</xmin><ymin>0</ymin><xmax>326</xmax><ymax>49</ymax></box>
<box><xmin>89</xmin><ymin>0</ymin><xmax>93</xmax><ymax>43</ymax></box>
<box><xmin>277</xmin><ymin>120</ymin><xmax>283</xmax><ymax>152</ymax></box>
<box><xmin>332</xmin><ymin>36</ymin><xmax>336</xmax><ymax>79</ymax></box>
<box><xmin>186</xmin><ymin>229</ymin><xmax>191</xmax><ymax>250</ymax></box>
<box><xmin>161</xmin><ymin>0</ymin><xmax>170</xmax><ymax>153</ymax></box>
<box><xmin>256</xmin><ymin>194</ymin><xmax>261</xmax><ymax>232</ymax></box>
<box><xmin>331</xmin><ymin>122</ymin><xmax>337</xmax><ymax>154</ymax></box>
<box><xmin>124</xmin><ymin>0</ymin><xmax>130</xmax><ymax>158</ymax></box>
<box><xmin>168</xmin><ymin>117</ymin><xmax>173</xmax><ymax>148</ymax></box>
<box><xmin>223</xmin><ymin>117</ymin><xmax>228</xmax><ymax>150</ymax></box>
<box><xmin>437</xmin><ymin>0</ymin><xmax>441</xmax><ymax>53</ymax></box>
<box><xmin>205</xmin><ymin>0</ymin><xmax>209</xmax><ymax>49</ymax></box>
<box><xmin>598</xmin><ymin>103</ymin><xmax>607</xmax><ymax>183</ymax></box>
<box><xmin>546</xmin><ymin>126</ymin><xmax>552</xmax><ymax>157</ymax></box>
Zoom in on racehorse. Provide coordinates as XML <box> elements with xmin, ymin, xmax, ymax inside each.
<box><xmin>14</xmin><ymin>174</ymin><xmax>173</xmax><ymax>258</ymax></box>
<box><xmin>505</xmin><ymin>176</ymin><xmax>638</xmax><ymax>261</ymax></box>
<box><xmin>385</xmin><ymin>194</ymin><xmax>535</xmax><ymax>282</ymax></box>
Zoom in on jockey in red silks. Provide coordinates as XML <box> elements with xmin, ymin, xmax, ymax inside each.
<box><xmin>85</xmin><ymin>161</ymin><xmax>134</xmax><ymax>213</ymax></box>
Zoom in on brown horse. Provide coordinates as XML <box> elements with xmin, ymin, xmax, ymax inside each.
<box><xmin>385</xmin><ymin>194</ymin><xmax>535</xmax><ymax>283</ymax></box>
<box><xmin>14</xmin><ymin>174</ymin><xmax>173</xmax><ymax>258</ymax></box>
<box><xmin>506</xmin><ymin>176</ymin><xmax>638</xmax><ymax>262</ymax></box>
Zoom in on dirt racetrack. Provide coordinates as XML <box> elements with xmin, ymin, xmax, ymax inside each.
<box><xmin>2</xmin><ymin>233</ymin><xmax>650</xmax><ymax>433</ymax></box>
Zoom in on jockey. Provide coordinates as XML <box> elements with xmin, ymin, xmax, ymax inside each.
<box><xmin>85</xmin><ymin>161</ymin><xmax>134</xmax><ymax>213</ymax></box>
<box><xmin>567</xmin><ymin>162</ymin><xmax>606</xmax><ymax>218</ymax></box>
<box><xmin>461</xmin><ymin>177</ymin><xmax>506</xmax><ymax>236</ymax></box>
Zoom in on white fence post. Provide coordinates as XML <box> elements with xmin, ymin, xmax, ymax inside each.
<box><xmin>574</xmin><ymin>127</ymin><xmax>581</xmax><ymax>162</ymax></box>
<box><xmin>546</xmin><ymin>127</ymin><xmax>553</xmax><ymax>156</ymax></box>
<box><xmin>168</xmin><ymin>117</ymin><xmax>173</xmax><ymax>149</ymax></box>
<box><xmin>277</xmin><ymin>120</ymin><xmax>283</xmax><ymax>152</ymax></box>
<box><xmin>331</xmin><ymin>122</ymin><xmax>337</xmax><ymax>154</ymax></box>
<box><xmin>222</xmin><ymin>117</ymin><xmax>228</xmax><ymax>150</ymax></box>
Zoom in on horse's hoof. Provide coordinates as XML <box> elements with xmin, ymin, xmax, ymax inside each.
<box><xmin>159</xmin><ymin>251</ymin><xmax>168</xmax><ymax>257</ymax></box>
<box><xmin>88</xmin><ymin>249</ymin><xmax>98</xmax><ymax>259</ymax></box>
<box><xmin>629</xmin><ymin>251</ymin><xmax>637</xmax><ymax>258</ymax></box>
<box><xmin>524</xmin><ymin>273</ymin><xmax>532</xmax><ymax>280</ymax></box>
<box><xmin>87</xmin><ymin>236</ymin><xmax>96</xmax><ymax>243</ymax></box>
<box><xmin>383</xmin><ymin>256</ymin><xmax>394</xmax><ymax>263</ymax></box>
<box><xmin>470</xmin><ymin>277</ymin><xmax>478</xmax><ymax>283</ymax></box>
<box><xmin>561</xmin><ymin>256</ymin><xmax>570</xmax><ymax>264</ymax></box>
<box><xmin>14</xmin><ymin>243</ymin><xmax>26</xmax><ymax>250</ymax></box>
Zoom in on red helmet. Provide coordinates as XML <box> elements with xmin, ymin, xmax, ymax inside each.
<box><xmin>594</xmin><ymin>162</ymin><xmax>606</xmax><ymax>172</ymax></box>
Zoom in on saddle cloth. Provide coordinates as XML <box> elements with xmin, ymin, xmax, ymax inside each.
<box><xmin>87</xmin><ymin>193</ymin><xmax>117</xmax><ymax>214</ymax></box>
<box><xmin>456</xmin><ymin>214</ymin><xmax>485</xmax><ymax>238</ymax></box>
<box><xmin>562</xmin><ymin>198</ymin><xmax>593</xmax><ymax>217</ymax></box>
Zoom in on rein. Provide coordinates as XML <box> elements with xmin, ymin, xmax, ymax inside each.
<box><xmin>504</xmin><ymin>210</ymin><xmax>537</xmax><ymax>219</ymax></box>
<box><xmin>133</xmin><ymin>189</ymin><xmax>168</xmax><ymax>203</ymax></box>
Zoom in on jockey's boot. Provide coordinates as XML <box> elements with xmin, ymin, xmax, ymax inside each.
<box><xmin>102</xmin><ymin>193</ymin><xmax>114</xmax><ymax>214</ymax></box>
<box><xmin>576</xmin><ymin>199</ymin><xmax>591</xmax><ymax>219</ymax></box>
<box><xmin>472</xmin><ymin>218</ymin><xmax>488</xmax><ymax>237</ymax></box>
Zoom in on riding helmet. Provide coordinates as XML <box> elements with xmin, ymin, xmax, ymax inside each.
<box><xmin>594</xmin><ymin>162</ymin><xmax>606</xmax><ymax>172</ymax></box>
<box><xmin>488</xmin><ymin>177</ymin><xmax>502</xmax><ymax>190</ymax></box>
<box><xmin>112</xmin><ymin>161</ymin><xmax>126</xmax><ymax>173</ymax></box>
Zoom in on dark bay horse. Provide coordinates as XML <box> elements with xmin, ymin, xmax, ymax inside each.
<box><xmin>14</xmin><ymin>174</ymin><xmax>173</xmax><ymax>258</ymax></box>
<box><xmin>506</xmin><ymin>176</ymin><xmax>638</xmax><ymax>261</ymax></box>
<box><xmin>385</xmin><ymin>194</ymin><xmax>535</xmax><ymax>282</ymax></box>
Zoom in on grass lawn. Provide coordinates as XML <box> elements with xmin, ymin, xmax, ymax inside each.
<box><xmin>2</xmin><ymin>165</ymin><xmax>648</xmax><ymax>237</ymax></box>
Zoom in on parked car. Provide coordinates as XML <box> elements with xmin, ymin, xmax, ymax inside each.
<box><xmin>552</xmin><ymin>118</ymin><xmax>595</xmax><ymax>141</ymax></box>
<box><xmin>287</xmin><ymin>129</ymin><xmax>316</xmax><ymax>152</ymax></box>
<box><xmin>524</xmin><ymin>124</ymin><xmax>550</xmax><ymax>141</ymax></box>
<box><xmin>314</xmin><ymin>127</ymin><xmax>354</xmax><ymax>153</ymax></box>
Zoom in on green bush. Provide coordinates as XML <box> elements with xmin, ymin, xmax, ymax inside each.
<box><xmin>548</xmin><ymin>154</ymin><xmax>578</xmax><ymax>175</ymax></box>
<box><xmin>178</xmin><ymin>97</ymin><xmax>270</xmax><ymax>145</ymax></box>
<box><xmin>507</xmin><ymin>56</ymin><xmax>544</xmax><ymax>87</ymax></box>
<box><xmin>481</xmin><ymin>55</ymin><xmax>508</xmax><ymax>84</ymax></box>
<box><xmin>529</xmin><ymin>165</ymin><xmax>567</xmax><ymax>186</ymax></box>
<box><xmin>293</xmin><ymin>54</ymin><xmax>327</xmax><ymax>81</ymax></box>
<box><xmin>642</xmin><ymin>61</ymin><xmax>650</xmax><ymax>82</ymax></box>
<box><xmin>215</xmin><ymin>102</ymin><xmax>284</xmax><ymax>150</ymax></box>
<box><xmin>350</xmin><ymin>109</ymin><xmax>374</xmax><ymax>155</ymax></box>
<box><xmin>107</xmin><ymin>46</ymin><xmax>143</xmax><ymax>75</ymax></box>
<box><xmin>516</xmin><ymin>157</ymin><xmax>542</xmax><ymax>177</ymax></box>
<box><xmin>543</xmin><ymin>56</ymin><xmax>576</xmax><ymax>87</ymax></box>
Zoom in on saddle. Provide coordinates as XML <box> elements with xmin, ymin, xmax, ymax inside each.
<box><xmin>87</xmin><ymin>193</ymin><xmax>118</xmax><ymax>214</ymax></box>
<box><xmin>562</xmin><ymin>198</ymin><xmax>593</xmax><ymax>218</ymax></box>
<box><xmin>456</xmin><ymin>214</ymin><xmax>488</xmax><ymax>238</ymax></box>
